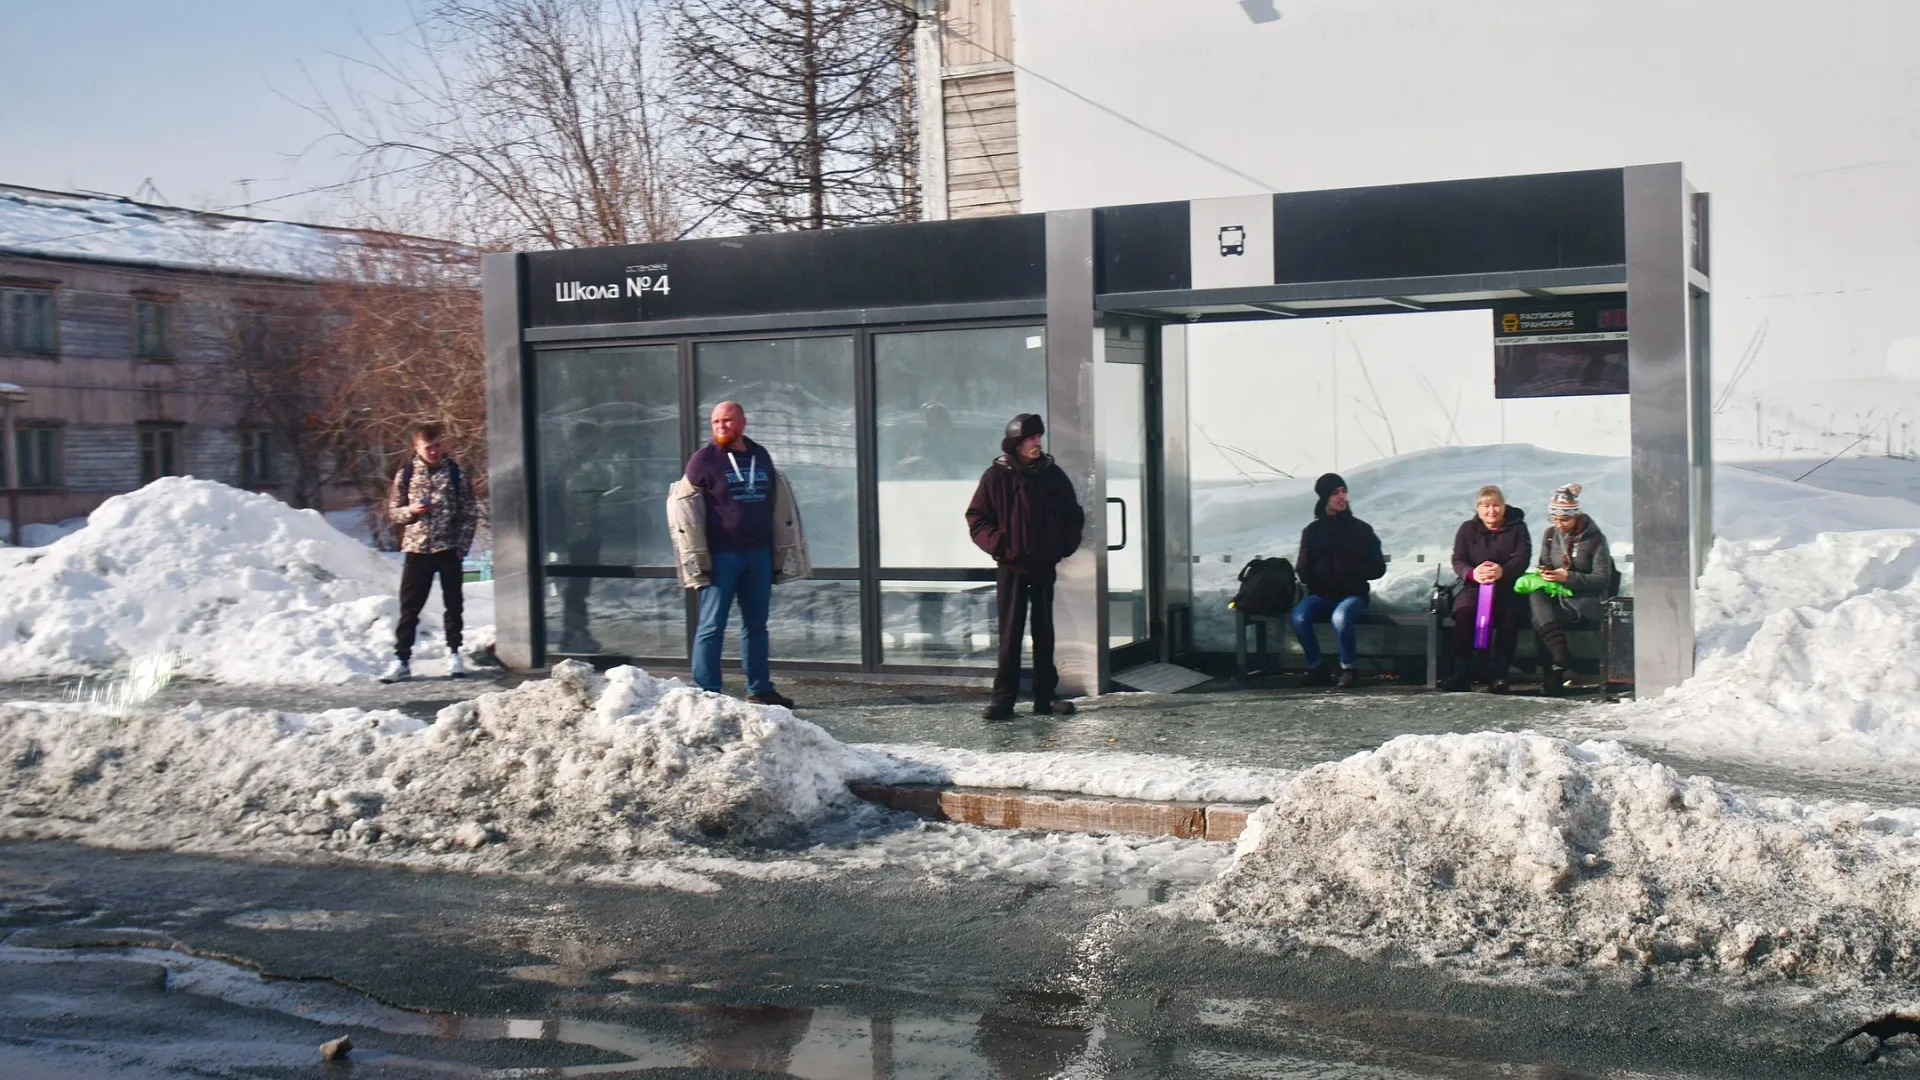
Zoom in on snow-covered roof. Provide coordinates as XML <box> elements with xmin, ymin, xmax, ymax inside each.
<box><xmin>0</xmin><ymin>184</ymin><xmax>379</xmax><ymax>281</ymax></box>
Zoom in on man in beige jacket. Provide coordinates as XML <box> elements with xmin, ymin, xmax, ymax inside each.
<box><xmin>668</xmin><ymin>402</ymin><xmax>809</xmax><ymax>707</ymax></box>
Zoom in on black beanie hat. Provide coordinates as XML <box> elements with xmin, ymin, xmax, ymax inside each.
<box><xmin>1001</xmin><ymin>413</ymin><xmax>1045</xmax><ymax>455</ymax></box>
<box><xmin>1313</xmin><ymin>472</ymin><xmax>1348</xmax><ymax>518</ymax></box>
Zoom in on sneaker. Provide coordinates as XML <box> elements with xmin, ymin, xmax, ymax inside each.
<box><xmin>1299</xmin><ymin>662</ymin><xmax>1334</xmax><ymax>688</ymax></box>
<box><xmin>1033</xmin><ymin>699</ymin><xmax>1076</xmax><ymax>716</ymax></box>
<box><xmin>1488</xmin><ymin>680</ymin><xmax>1511</xmax><ymax>695</ymax></box>
<box><xmin>1336</xmin><ymin>667</ymin><xmax>1358</xmax><ymax>689</ymax></box>
<box><xmin>448</xmin><ymin>653</ymin><xmax>468</xmax><ymax>678</ymax></box>
<box><xmin>981</xmin><ymin>702</ymin><xmax>1016</xmax><ymax>721</ymax></box>
<box><xmin>747</xmin><ymin>690</ymin><xmax>796</xmax><ymax>709</ymax></box>
<box><xmin>379</xmin><ymin>658</ymin><xmax>411</xmax><ymax>683</ymax></box>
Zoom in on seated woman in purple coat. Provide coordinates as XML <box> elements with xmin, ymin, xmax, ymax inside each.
<box><xmin>1445</xmin><ymin>485</ymin><xmax>1532</xmax><ymax>693</ymax></box>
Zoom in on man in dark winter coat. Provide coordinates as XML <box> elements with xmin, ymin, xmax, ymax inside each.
<box><xmin>965</xmin><ymin>413</ymin><xmax>1085</xmax><ymax>720</ymax></box>
<box><xmin>1532</xmin><ymin>482</ymin><xmax>1618</xmax><ymax>695</ymax></box>
<box><xmin>1290</xmin><ymin>473</ymin><xmax>1386</xmax><ymax>688</ymax></box>
<box><xmin>1446</xmin><ymin>484</ymin><xmax>1532</xmax><ymax>693</ymax></box>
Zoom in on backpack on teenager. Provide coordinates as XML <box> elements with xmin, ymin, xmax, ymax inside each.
<box><xmin>1230</xmin><ymin>557</ymin><xmax>1298</xmax><ymax>617</ymax></box>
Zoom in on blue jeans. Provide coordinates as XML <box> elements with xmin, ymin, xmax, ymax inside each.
<box><xmin>1290</xmin><ymin>594</ymin><xmax>1367</xmax><ymax>669</ymax></box>
<box><xmin>693</xmin><ymin>546</ymin><xmax>773</xmax><ymax>696</ymax></box>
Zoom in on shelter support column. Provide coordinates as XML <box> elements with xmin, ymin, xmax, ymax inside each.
<box><xmin>1159</xmin><ymin>323</ymin><xmax>1192</xmax><ymax>660</ymax></box>
<box><xmin>1624</xmin><ymin>163</ymin><xmax>1701</xmax><ymax>697</ymax></box>
<box><xmin>483</xmin><ymin>252</ymin><xmax>538</xmax><ymax>669</ymax></box>
<box><xmin>1046</xmin><ymin>209</ymin><xmax>1105</xmax><ymax>696</ymax></box>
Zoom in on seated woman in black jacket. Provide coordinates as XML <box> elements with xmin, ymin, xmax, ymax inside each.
<box><xmin>1447</xmin><ymin>485</ymin><xmax>1531</xmax><ymax>693</ymax></box>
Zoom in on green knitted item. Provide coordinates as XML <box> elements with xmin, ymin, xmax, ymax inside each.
<box><xmin>1514</xmin><ymin>570</ymin><xmax>1574</xmax><ymax>599</ymax></box>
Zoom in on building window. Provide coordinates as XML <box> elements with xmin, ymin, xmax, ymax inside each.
<box><xmin>134</xmin><ymin>297</ymin><xmax>174</xmax><ymax>359</ymax></box>
<box><xmin>2</xmin><ymin>287</ymin><xmax>56</xmax><ymax>356</ymax></box>
<box><xmin>240</xmin><ymin>428</ymin><xmax>274</xmax><ymax>487</ymax></box>
<box><xmin>14</xmin><ymin>426</ymin><xmax>62</xmax><ymax>489</ymax></box>
<box><xmin>139</xmin><ymin>426</ymin><xmax>180</xmax><ymax>485</ymax></box>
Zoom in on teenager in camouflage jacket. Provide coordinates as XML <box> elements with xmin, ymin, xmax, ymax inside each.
<box><xmin>381</xmin><ymin>424</ymin><xmax>477</xmax><ymax>682</ymax></box>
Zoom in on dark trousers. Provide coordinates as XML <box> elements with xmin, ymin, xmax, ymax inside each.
<box><xmin>396</xmin><ymin>549</ymin><xmax>464</xmax><ymax>660</ymax></box>
<box><xmin>993</xmin><ymin>565</ymin><xmax>1057</xmax><ymax>706</ymax></box>
<box><xmin>1530</xmin><ymin>590</ymin><xmax>1588</xmax><ymax>667</ymax></box>
<box><xmin>1451</xmin><ymin>590</ymin><xmax>1521</xmax><ymax>681</ymax></box>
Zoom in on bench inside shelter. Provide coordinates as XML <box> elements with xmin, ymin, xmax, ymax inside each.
<box><xmin>1232</xmin><ymin>591</ymin><xmax>1632</xmax><ymax>695</ymax></box>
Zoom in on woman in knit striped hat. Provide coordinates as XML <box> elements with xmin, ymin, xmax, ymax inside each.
<box><xmin>1532</xmin><ymin>483</ymin><xmax>1618</xmax><ymax>696</ymax></box>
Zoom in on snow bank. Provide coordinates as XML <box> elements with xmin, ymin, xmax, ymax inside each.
<box><xmin>1601</xmin><ymin>525</ymin><xmax>1920</xmax><ymax>769</ymax></box>
<box><xmin>0</xmin><ymin>477</ymin><xmax>488</xmax><ymax>683</ymax></box>
<box><xmin>1199</xmin><ymin>732</ymin><xmax>1920</xmax><ymax>985</ymax></box>
<box><xmin>0</xmin><ymin>662</ymin><xmax>880</xmax><ymax>870</ymax></box>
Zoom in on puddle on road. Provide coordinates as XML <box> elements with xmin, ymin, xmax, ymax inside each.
<box><xmin>0</xmin><ymin>944</ymin><xmax>1106</xmax><ymax>1078</ymax></box>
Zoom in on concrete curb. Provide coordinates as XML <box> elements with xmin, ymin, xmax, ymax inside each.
<box><xmin>849</xmin><ymin>782</ymin><xmax>1260</xmax><ymax>842</ymax></box>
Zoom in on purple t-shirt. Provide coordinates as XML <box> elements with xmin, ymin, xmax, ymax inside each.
<box><xmin>686</xmin><ymin>437</ymin><xmax>775</xmax><ymax>552</ymax></box>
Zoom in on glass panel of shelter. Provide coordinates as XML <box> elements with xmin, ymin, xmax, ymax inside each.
<box><xmin>529</xmin><ymin>324</ymin><xmax>1058</xmax><ymax>674</ymax></box>
<box><xmin>1184</xmin><ymin>309</ymin><xmax>1633</xmax><ymax>670</ymax></box>
<box><xmin>873</xmin><ymin>325</ymin><xmax>1047</xmax><ymax>668</ymax></box>
<box><xmin>533</xmin><ymin>344</ymin><xmax>683</xmax><ymax>658</ymax></box>
<box><xmin>695</xmin><ymin>335</ymin><xmax>861</xmax><ymax>665</ymax></box>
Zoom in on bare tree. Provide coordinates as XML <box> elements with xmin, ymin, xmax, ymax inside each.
<box><xmin>666</xmin><ymin>0</ymin><xmax>920</xmax><ymax>231</ymax></box>
<box><xmin>313</xmin><ymin>0</ymin><xmax>682</xmax><ymax>248</ymax></box>
<box><xmin>312</xmin><ymin>234</ymin><xmax>488</xmax><ymax>537</ymax></box>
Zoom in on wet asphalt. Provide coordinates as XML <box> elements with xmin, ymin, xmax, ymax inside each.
<box><xmin>0</xmin><ymin>839</ymin><xmax>1900</xmax><ymax>1079</ymax></box>
<box><xmin>0</xmin><ymin>671</ymin><xmax>1915</xmax><ymax>1076</ymax></box>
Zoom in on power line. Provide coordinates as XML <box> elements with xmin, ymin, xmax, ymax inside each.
<box><xmin>4</xmin><ymin>160</ymin><xmax>435</xmax><ymax>252</ymax></box>
<box><xmin>892</xmin><ymin>0</ymin><xmax>1279</xmax><ymax>193</ymax></box>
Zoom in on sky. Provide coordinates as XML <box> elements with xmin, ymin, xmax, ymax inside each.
<box><xmin>0</xmin><ymin>1</ymin><xmax>419</xmax><ymax>225</ymax></box>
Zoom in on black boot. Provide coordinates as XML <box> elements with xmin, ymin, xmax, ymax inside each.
<box><xmin>1542</xmin><ymin>664</ymin><xmax>1567</xmax><ymax>697</ymax></box>
<box><xmin>1300</xmin><ymin>661</ymin><xmax>1334</xmax><ymax>688</ymax></box>
<box><xmin>1033</xmin><ymin>699</ymin><xmax>1076</xmax><ymax>716</ymax></box>
<box><xmin>1486</xmin><ymin>656</ymin><xmax>1511</xmax><ymax>694</ymax></box>
<box><xmin>982</xmin><ymin>701</ymin><xmax>1016</xmax><ymax>721</ymax></box>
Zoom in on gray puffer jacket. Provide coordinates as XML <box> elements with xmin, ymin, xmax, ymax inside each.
<box><xmin>1535</xmin><ymin>517</ymin><xmax>1617</xmax><ymax>625</ymax></box>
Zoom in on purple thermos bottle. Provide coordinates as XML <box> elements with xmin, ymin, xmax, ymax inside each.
<box><xmin>1473</xmin><ymin>582</ymin><xmax>1495</xmax><ymax>650</ymax></box>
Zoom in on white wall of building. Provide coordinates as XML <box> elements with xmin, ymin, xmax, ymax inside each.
<box><xmin>1011</xmin><ymin>0</ymin><xmax>1920</xmax><ymax>466</ymax></box>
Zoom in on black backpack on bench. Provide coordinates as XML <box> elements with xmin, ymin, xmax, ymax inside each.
<box><xmin>1230</xmin><ymin>557</ymin><xmax>1298</xmax><ymax>618</ymax></box>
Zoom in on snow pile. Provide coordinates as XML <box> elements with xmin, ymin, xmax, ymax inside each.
<box><xmin>0</xmin><ymin>517</ymin><xmax>88</xmax><ymax>548</ymax></box>
<box><xmin>1604</xmin><ymin>523</ymin><xmax>1920</xmax><ymax>768</ymax></box>
<box><xmin>0</xmin><ymin>477</ymin><xmax>487</xmax><ymax>683</ymax></box>
<box><xmin>0</xmin><ymin>662</ymin><xmax>880</xmax><ymax>870</ymax></box>
<box><xmin>1199</xmin><ymin>732</ymin><xmax>1920</xmax><ymax>984</ymax></box>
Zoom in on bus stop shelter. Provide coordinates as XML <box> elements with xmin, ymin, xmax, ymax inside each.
<box><xmin>483</xmin><ymin>163</ymin><xmax>1711</xmax><ymax>697</ymax></box>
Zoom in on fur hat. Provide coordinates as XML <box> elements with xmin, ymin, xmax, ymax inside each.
<box><xmin>1001</xmin><ymin>413</ymin><xmax>1045</xmax><ymax>455</ymax></box>
<box><xmin>1550</xmin><ymin>483</ymin><xmax>1583</xmax><ymax>519</ymax></box>
<box><xmin>1313</xmin><ymin>472</ymin><xmax>1348</xmax><ymax>518</ymax></box>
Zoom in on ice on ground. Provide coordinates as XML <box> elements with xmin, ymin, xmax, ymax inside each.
<box><xmin>1199</xmin><ymin>731</ymin><xmax>1920</xmax><ymax>986</ymax></box>
<box><xmin>1597</xmin><ymin>524</ymin><xmax>1920</xmax><ymax>769</ymax></box>
<box><xmin>822</xmin><ymin>822</ymin><xmax>1232</xmax><ymax>894</ymax></box>
<box><xmin>860</xmin><ymin>744</ymin><xmax>1290</xmax><ymax>804</ymax></box>
<box><xmin>0</xmin><ymin>477</ymin><xmax>491</xmax><ymax>683</ymax></box>
<box><xmin>0</xmin><ymin>662</ymin><xmax>881</xmax><ymax>871</ymax></box>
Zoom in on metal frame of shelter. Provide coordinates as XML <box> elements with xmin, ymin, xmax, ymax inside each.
<box><xmin>484</xmin><ymin>163</ymin><xmax>1711</xmax><ymax>697</ymax></box>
